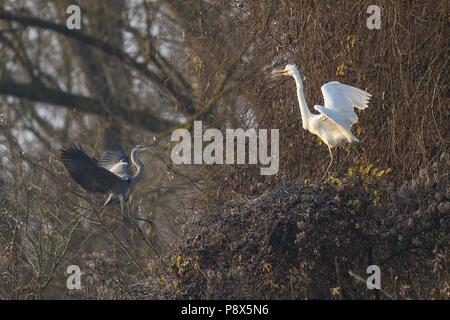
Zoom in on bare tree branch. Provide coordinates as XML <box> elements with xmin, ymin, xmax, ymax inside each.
<box><xmin>0</xmin><ymin>9</ymin><xmax>196</xmax><ymax>114</ymax></box>
<box><xmin>0</xmin><ymin>80</ymin><xmax>174</xmax><ymax>131</ymax></box>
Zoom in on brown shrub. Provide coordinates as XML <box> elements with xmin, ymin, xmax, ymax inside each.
<box><xmin>141</xmin><ymin>153</ymin><xmax>449</xmax><ymax>299</ymax></box>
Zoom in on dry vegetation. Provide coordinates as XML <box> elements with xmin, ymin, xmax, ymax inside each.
<box><xmin>0</xmin><ymin>0</ymin><xmax>449</xmax><ymax>299</ymax></box>
<box><xmin>141</xmin><ymin>155</ymin><xmax>449</xmax><ymax>299</ymax></box>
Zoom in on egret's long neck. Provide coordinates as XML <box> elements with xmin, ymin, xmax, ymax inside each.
<box><xmin>292</xmin><ymin>70</ymin><xmax>312</xmax><ymax>130</ymax></box>
<box><xmin>130</xmin><ymin>149</ymin><xmax>144</xmax><ymax>187</ymax></box>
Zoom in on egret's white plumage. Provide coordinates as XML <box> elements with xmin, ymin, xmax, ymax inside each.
<box><xmin>274</xmin><ymin>64</ymin><xmax>372</xmax><ymax>180</ymax></box>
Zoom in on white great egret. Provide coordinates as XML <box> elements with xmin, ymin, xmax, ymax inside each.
<box><xmin>274</xmin><ymin>64</ymin><xmax>372</xmax><ymax>181</ymax></box>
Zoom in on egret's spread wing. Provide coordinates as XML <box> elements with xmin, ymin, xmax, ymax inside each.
<box><xmin>321</xmin><ymin>81</ymin><xmax>371</xmax><ymax>126</ymax></box>
<box><xmin>60</xmin><ymin>144</ymin><xmax>122</xmax><ymax>193</ymax></box>
<box><xmin>314</xmin><ymin>105</ymin><xmax>358</xmax><ymax>143</ymax></box>
<box><xmin>99</xmin><ymin>145</ymin><xmax>132</xmax><ymax>179</ymax></box>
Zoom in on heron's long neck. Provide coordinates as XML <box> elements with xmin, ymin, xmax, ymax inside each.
<box><xmin>292</xmin><ymin>70</ymin><xmax>312</xmax><ymax>130</ymax></box>
<box><xmin>131</xmin><ymin>149</ymin><xmax>144</xmax><ymax>187</ymax></box>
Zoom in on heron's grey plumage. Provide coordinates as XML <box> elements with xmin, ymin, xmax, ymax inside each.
<box><xmin>60</xmin><ymin>144</ymin><xmax>125</xmax><ymax>193</ymax></box>
<box><xmin>60</xmin><ymin>143</ymin><xmax>151</xmax><ymax>217</ymax></box>
<box><xmin>99</xmin><ymin>145</ymin><xmax>133</xmax><ymax>179</ymax></box>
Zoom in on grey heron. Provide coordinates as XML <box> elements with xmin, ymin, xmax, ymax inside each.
<box><xmin>60</xmin><ymin>144</ymin><xmax>152</xmax><ymax>217</ymax></box>
<box><xmin>273</xmin><ymin>64</ymin><xmax>372</xmax><ymax>181</ymax></box>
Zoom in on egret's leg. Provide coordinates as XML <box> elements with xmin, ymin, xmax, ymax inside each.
<box><xmin>320</xmin><ymin>146</ymin><xmax>334</xmax><ymax>182</ymax></box>
<box><xmin>338</xmin><ymin>146</ymin><xmax>352</xmax><ymax>175</ymax></box>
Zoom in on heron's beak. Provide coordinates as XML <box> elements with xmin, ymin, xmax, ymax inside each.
<box><xmin>272</xmin><ymin>68</ymin><xmax>289</xmax><ymax>77</ymax></box>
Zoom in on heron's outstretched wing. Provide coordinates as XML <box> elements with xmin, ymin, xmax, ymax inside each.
<box><xmin>321</xmin><ymin>81</ymin><xmax>372</xmax><ymax>126</ymax></box>
<box><xmin>99</xmin><ymin>145</ymin><xmax>132</xmax><ymax>179</ymax></box>
<box><xmin>60</xmin><ymin>144</ymin><xmax>123</xmax><ymax>193</ymax></box>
